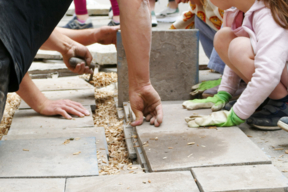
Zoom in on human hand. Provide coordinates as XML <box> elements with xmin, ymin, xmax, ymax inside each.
<box><xmin>129</xmin><ymin>84</ymin><xmax>163</xmax><ymax>127</ymax></box>
<box><xmin>61</xmin><ymin>41</ymin><xmax>93</xmax><ymax>75</ymax></box>
<box><xmin>38</xmin><ymin>99</ymin><xmax>90</xmax><ymax>119</ymax></box>
<box><xmin>182</xmin><ymin>91</ymin><xmax>231</xmax><ymax>111</ymax></box>
<box><xmin>185</xmin><ymin>108</ymin><xmax>245</xmax><ymax>128</ymax></box>
<box><xmin>96</xmin><ymin>26</ymin><xmax>120</xmax><ymax>46</ymax></box>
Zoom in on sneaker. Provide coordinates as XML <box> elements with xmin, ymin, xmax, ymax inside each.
<box><xmin>109</xmin><ymin>7</ymin><xmax>113</xmax><ymax>19</ymax></box>
<box><xmin>108</xmin><ymin>20</ymin><xmax>120</xmax><ymax>26</ymax></box>
<box><xmin>278</xmin><ymin>117</ymin><xmax>288</xmax><ymax>132</ymax></box>
<box><xmin>63</xmin><ymin>16</ymin><xmax>93</xmax><ymax>29</ymax></box>
<box><xmin>246</xmin><ymin>99</ymin><xmax>288</xmax><ymax>130</ymax></box>
<box><xmin>151</xmin><ymin>11</ymin><xmax>158</xmax><ymax>27</ymax></box>
<box><xmin>156</xmin><ymin>7</ymin><xmax>180</xmax><ymax>23</ymax></box>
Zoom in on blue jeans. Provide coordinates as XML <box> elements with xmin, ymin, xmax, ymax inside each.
<box><xmin>195</xmin><ymin>16</ymin><xmax>225</xmax><ymax>74</ymax></box>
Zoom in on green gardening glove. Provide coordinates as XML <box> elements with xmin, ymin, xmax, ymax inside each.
<box><xmin>182</xmin><ymin>91</ymin><xmax>232</xmax><ymax>111</ymax></box>
<box><xmin>185</xmin><ymin>108</ymin><xmax>245</xmax><ymax>128</ymax></box>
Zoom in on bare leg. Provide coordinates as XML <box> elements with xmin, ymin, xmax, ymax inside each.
<box><xmin>56</xmin><ymin>26</ymin><xmax>119</xmax><ymax>46</ymax></box>
<box><xmin>228</xmin><ymin>37</ymin><xmax>288</xmax><ymax>100</ymax></box>
<box><xmin>168</xmin><ymin>1</ymin><xmax>178</xmax><ymax>9</ymax></box>
<box><xmin>149</xmin><ymin>0</ymin><xmax>155</xmax><ymax>12</ymax></box>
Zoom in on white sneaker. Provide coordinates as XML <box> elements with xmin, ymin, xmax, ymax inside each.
<box><xmin>151</xmin><ymin>11</ymin><xmax>158</xmax><ymax>27</ymax></box>
<box><xmin>156</xmin><ymin>7</ymin><xmax>180</xmax><ymax>23</ymax></box>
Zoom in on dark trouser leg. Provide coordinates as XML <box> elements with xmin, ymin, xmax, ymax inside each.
<box><xmin>0</xmin><ymin>40</ymin><xmax>10</xmax><ymax>121</ymax></box>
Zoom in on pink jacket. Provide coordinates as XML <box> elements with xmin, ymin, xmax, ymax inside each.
<box><xmin>218</xmin><ymin>1</ymin><xmax>288</xmax><ymax>119</ymax></box>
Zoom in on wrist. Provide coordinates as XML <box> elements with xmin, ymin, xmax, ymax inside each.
<box><xmin>35</xmin><ymin>98</ymin><xmax>49</xmax><ymax>114</ymax></box>
<box><xmin>216</xmin><ymin>91</ymin><xmax>232</xmax><ymax>102</ymax></box>
<box><xmin>230</xmin><ymin>108</ymin><xmax>245</xmax><ymax>125</ymax></box>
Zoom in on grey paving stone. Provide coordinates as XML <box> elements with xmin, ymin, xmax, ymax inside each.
<box><xmin>199</xmin><ymin>70</ymin><xmax>221</xmax><ymax>82</ymax></box>
<box><xmin>32</xmin><ymin>77</ymin><xmax>94</xmax><ymax>92</ymax></box>
<box><xmin>0</xmin><ymin>137</ymin><xmax>98</xmax><ymax>178</ymax></box>
<box><xmin>191</xmin><ymin>165</ymin><xmax>288</xmax><ymax>192</ymax></box>
<box><xmin>10</xmin><ymin>106</ymin><xmax>94</xmax><ymax>130</ymax></box>
<box><xmin>4</xmin><ymin>127</ymin><xmax>108</xmax><ymax>155</ymax></box>
<box><xmin>19</xmin><ymin>89</ymin><xmax>95</xmax><ymax>109</ymax></box>
<box><xmin>136</xmin><ymin>102</ymin><xmax>212</xmax><ymax>134</ymax></box>
<box><xmin>66</xmin><ymin>172</ymin><xmax>199</xmax><ymax>192</ymax></box>
<box><xmin>137</xmin><ymin>127</ymin><xmax>271</xmax><ymax>172</ymax></box>
<box><xmin>117</xmin><ymin>30</ymin><xmax>199</xmax><ymax>107</ymax></box>
<box><xmin>35</xmin><ymin>50</ymin><xmax>62</xmax><ymax>60</ymax></box>
<box><xmin>28</xmin><ymin>62</ymin><xmax>76</xmax><ymax>79</ymax></box>
<box><xmin>0</xmin><ymin>178</ymin><xmax>65</xmax><ymax>192</ymax></box>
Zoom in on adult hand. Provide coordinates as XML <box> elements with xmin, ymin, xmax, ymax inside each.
<box><xmin>182</xmin><ymin>91</ymin><xmax>231</xmax><ymax>111</ymax></box>
<box><xmin>61</xmin><ymin>41</ymin><xmax>93</xmax><ymax>75</ymax></box>
<box><xmin>185</xmin><ymin>108</ymin><xmax>245</xmax><ymax>128</ymax></box>
<box><xmin>129</xmin><ymin>84</ymin><xmax>163</xmax><ymax>127</ymax></box>
<box><xmin>38</xmin><ymin>99</ymin><xmax>90</xmax><ymax>119</ymax></box>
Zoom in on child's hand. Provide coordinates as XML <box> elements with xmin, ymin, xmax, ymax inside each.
<box><xmin>185</xmin><ymin>108</ymin><xmax>245</xmax><ymax>128</ymax></box>
<box><xmin>182</xmin><ymin>91</ymin><xmax>232</xmax><ymax>111</ymax></box>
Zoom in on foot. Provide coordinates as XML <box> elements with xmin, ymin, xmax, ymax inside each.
<box><xmin>151</xmin><ymin>11</ymin><xmax>158</xmax><ymax>27</ymax></box>
<box><xmin>94</xmin><ymin>26</ymin><xmax>120</xmax><ymax>45</ymax></box>
<box><xmin>63</xmin><ymin>16</ymin><xmax>94</xmax><ymax>29</ymax></box>
<box><xmin>108</xmin><ymin>20</ymin><xmax>120</xmax><ymax>26</ymax></box>
<box><xmin>246</xmin><ymin>99</ymin><xmax>288</xmax><ymax>130</ymax></box>
<box><xmin>156</xmin><ymin>7</ymin><xmax>179</xmax><ymax>23</ymax></box>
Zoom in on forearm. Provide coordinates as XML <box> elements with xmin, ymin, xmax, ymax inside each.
<box><xmin>40</xmin><ymin>28</ymin><xmax>74</xmax><ymax>55</ymax></box>
<box><xmin>119</xmin><ymin>0</ymin><xmax>152</xmax><ymax>90</ymax></box>
<box><xmin>16</xmin><ymin>73</ymin><xmax>47</xmax><ymax>113</ymax></box>
<box><xmin>56</xmin><ymin>27</ymin><xmax>95</xmax><ymax>46</ymax></box>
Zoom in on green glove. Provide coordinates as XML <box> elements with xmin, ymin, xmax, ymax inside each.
<box><xmin>190</xmin><ymin>79</ymin><xmax>222</xmax><ymax>96</ymax></box>
<box><xmin>182</xmin><ymin>91</ymin><xmax>232</xmax><ymax>111</ymax></box>
<box><xmin>185</xmin><ymin>108</ymin><xmax>245</xmax><ymax>128</ymax></box>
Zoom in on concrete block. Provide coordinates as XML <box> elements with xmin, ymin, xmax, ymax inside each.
<box><xmin>28</xmin><ymin>62</ymin><xmax>76</xmax><ymax>79</ymax></box>
<box><xmin>32</xmin><ymin>76</ymin><xmax>93</xmax><ymax>92</ymax></box>
<box><xmin>35</xmin><ymin>50</ymin><xmax>62</xmax><ymax>60</ymax></box>
<box><xmin>123</xmin><ymin>125</ymin><xmax>137</xmax><ymax>159</ymax></box>
<box><xmin>0</xmin><ymin>137</ymin><xmax>98</xmax><ymax>178</ymax></box>
<box><xmin>66</xmin><ymin>1</ymin><xmax>109</xmax><ymax>16</ymax></box>
<box><xmin>123</xmin><ymin>102</ymin><xmax>131</xmax><ymax>123</ymax></box>
<box><xmin>66</xmin><ymin>172</ymin><xmax>199</xmax><ymax>192</ymax></box>
<box><xmin>10</xmin><ymin>106</ymin><xmax>94</xmax><ymax>130</ymax></box>
<box><xmin>88</xmin><ymin>43</ymin><xmax>117</xmax><ymax>65</ymax></box>
<box><xmin>116</xmin><ymin>108</ymin><xmax>124</xmax><ymax>120</ymax></box>
<box><xmin>117</xmin><ymin>30</ymin><xmax>199</xmax><ymax>107</ymax></box>
<box><xmin>99</xmin><ymin>65</ymin><xmax>117</xmax><ymax>73</ymax></box>
<box><xmin>137</xmin><ymin>127</ymin><xmax>271</xmax><ymax>172</ymax></box>
<box><xmin>191</xmin><ymin>165</ymin><xmax>288</xmax><ymax>192</ymax></box>
<box><xmin>19</xmin><ymin>89</ymin><xmax>95</xmax><ymax>109</ymax></box>
<box><xmin>0</xmin><ymin>179</ymin><xmax>65</xmax><ymax>192</ymax></box>
<box><xmin>4</xmin><ymin>127</ymin><xmax>108</xmax><ymax>156</ymax></box>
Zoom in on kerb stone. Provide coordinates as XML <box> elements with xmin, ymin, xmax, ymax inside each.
<box><xmin>117</xmin><ymin>30</ymin><xmax>199</xmax><ymax>107</ymax></box>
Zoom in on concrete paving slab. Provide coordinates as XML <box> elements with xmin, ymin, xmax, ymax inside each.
<box><xmin>0</xmin><ymin>178</ymin><xmax>65</xmax><ymax>192</ymax></box>
<box><xmin>19</xmin><ymin>89</ymin><xmax>95</xmax><ymax>109</ymax></box>
<box><xmin>10</xmin><ymin>106</ymin><xmax>94</xmax><ymax>130</ymax></box>
<box><xmin>136</xmin><ymin>102</ymin><xmax>212</xmax><ymax>134</ymax></box>
<box><xmin>66</xmin><ymin>172</ymin><xmax>199</xmax><ymax>192</ymax></box>
<box><xmin>117</xmin><ymin>30</ymin><xmax>199</xmax><ymax>106</ymax></box>
<box><xmin>28</xmin><ymin>62</ymin><xmax>76</xmax><ymax>79</ymax></box>
<box><xmin>239</xmin><ymin>123</ymin><xmax>288</xmax><ymax>177</ymax></box>
<box><xmin>87</xmin><ymin>43</ymin><xmax>117</xmax><ymax>65</ymax></box>
<box><xmin>0</xmin><ymin>137</ymin><xmax>98</xmax><ymax>178</ymax></box>
<box><xmin>199</xmin><ymin>70</ymin><xmax>221</xmax><ymax>82</ymax></box>
<box><xmin>35</xmin><ymin>50</ymin><xmax>62</xmax><ymax>60</ymax></box>
<box><xmin>32</xmin><ymin>77</ymin><xmax>94</xmax><ymax>91</ymax></box>
<box><xmin>4</xmin><ymin>127</ymin><xmax>108</xmax><ymax>155</ymax></box>
<box><xmin>137</xmin><ymin>127</ymin><xmax>271</xmax><ymax>172</ymax></box>
<box><xmin>192</xmin><ymin>165</ymin><xmax>288</xmax><ymax>192</ymax></box>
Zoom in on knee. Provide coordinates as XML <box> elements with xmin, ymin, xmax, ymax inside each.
<box><xmin>214</xmin><ymin>27</ymin><xmax>233</xmax><ymax>54</ymax></box>
<box><xmin>228</xmin><ymin>37</ymin><xmax>253</xmax><ymax>64</ymax></box>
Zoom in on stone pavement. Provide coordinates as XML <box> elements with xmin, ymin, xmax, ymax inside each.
<box><xmin>120</xmin><ymin>101</ymin><xmax>288</xmax><ymax>191</ymax></box>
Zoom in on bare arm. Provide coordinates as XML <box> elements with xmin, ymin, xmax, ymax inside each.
<box><xmin>119</xmin><ymin>0</ymin><xmax>163</xmax><ymax>127</ymax></box>
<box><xmin>41</xmin><ymin>28</ymin><xmax>92</xmax><ymax>75</ymax></box>
<box><xmin>16</xmin><ymin>74</ymin><xmax>90</xmax><ymax>119</ymax></box>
